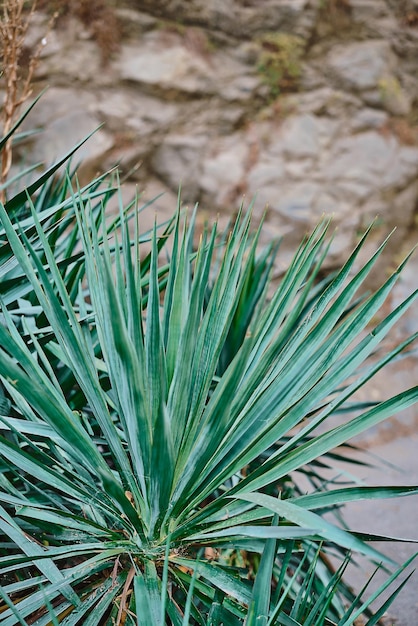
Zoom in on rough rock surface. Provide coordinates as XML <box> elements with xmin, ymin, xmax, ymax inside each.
<box><xmin>18</xmin><ymin>0</ymin><xmax>418</xmax><ymax>271</ymax></box>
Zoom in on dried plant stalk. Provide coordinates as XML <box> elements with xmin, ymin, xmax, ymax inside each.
<box><xmin>0</xmin><ymin>0</ymin><xmax>55</xmax><ymax>202</ymax></box>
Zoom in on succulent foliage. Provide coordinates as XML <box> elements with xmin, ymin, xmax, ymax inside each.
<box><xmin>0</xmin><ymin>104</ymin><xmax>418</xmax><ymax>625</ymax></box>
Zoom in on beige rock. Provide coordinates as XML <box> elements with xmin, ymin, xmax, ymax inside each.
<box><xmin>327</xmin><ymin>40</ymin><xmax>396</xmax><ymax>91</ymax></box>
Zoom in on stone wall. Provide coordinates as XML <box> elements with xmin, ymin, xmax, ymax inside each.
<box><xmin>14</xmin><ymin>0</ymin><xmax>418</xmax><ymax>268</ymax></box>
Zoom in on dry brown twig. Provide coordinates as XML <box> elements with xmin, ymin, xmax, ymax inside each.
<box><xmin>0</xmin><ymin>0</ymin><xmax>56</xmax><ymax>202</ymax></box>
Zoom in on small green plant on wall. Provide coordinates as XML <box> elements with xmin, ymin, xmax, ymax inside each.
<box><xmin>257</xmin><ymin>32</ymin><xmax>305</xmax><ymax>100</ymax></box>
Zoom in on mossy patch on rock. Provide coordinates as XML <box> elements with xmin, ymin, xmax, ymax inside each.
<box><xmin>256</xmin><ymin>33</ymin><xmax>305</xmax><ymax>100</ymax></box>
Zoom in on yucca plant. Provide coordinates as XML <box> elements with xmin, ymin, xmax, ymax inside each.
<box><xmin>1</xmin><ymin>106</ymin><xmax>418</xmax><ymax>623</ymax></box>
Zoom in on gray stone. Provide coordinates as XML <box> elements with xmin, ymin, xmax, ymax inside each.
<box><xmin>151</xmin><ymin>134</ymin><xmax>207</xmax><ymax>199</ymax></box>
<box><xmin>275</xmin><ymin>114</ymin><xmax>321</xmax><ymax>159</ymax></box>
<box><xmin>349</xmin><ymin>0</ymin><xmax>398</xmax><ymax>37</ymax></box>
<box><xmin>186</xmin><ymin>103</ymin><xmax>245</xmax><ymax>134</ymax></box>
<box><xmin>247</xmin><ymin>157</ymin><xmax>285</xmax><ymax>191</ymax></box>
<box><xmin>350</xmin><ymin>108</ymin><xmax>388</xmax><ymax>132</ymax></box>
<box><xmin>23</xmin><ymin>88</ymin><xmax>96</xmax><ymax>129</ymax></box>
<box><xmin>325</xmin><ymin>132</ymin><xmax>403</xmax><ymax>188</ymax></box>
<box><xmin>392</xmin><ymin>181</ymin><xmax>418</xmax><ymax>229</ymax></box>
<box><xmin>117</xmin><ymin>41</ymin><xmax>214</xmax><ymax>95</ymax></box>
<box><xmin>332</xmin><ymin>180</ymin><xmax>375</xmax><ymax>202</ymax></box>
<box><xmin>300</xmin><ymin>64</ymin><xmax>329</xmax><ymax>92</ymax></box>
<box><xmin>21</xmin><ymin>89</ymin><xmax>113</xmax><ymax>176</ymax></box>
<box><xmin>254</xmin><ymin>181</ymin><xmax>321</xmax><ymax>224</ymax></box>
<box><xmin>39</xmin><ymin>26</ymin><xmax>110</xmax><ymax>86</ymax></box>
<box><xmin>360</xmin><ymin>89</ymin><xmax>384</xmax><ymax>108</ymax></box>
<box><xmin>327</xmin><ymin>40</ymin><xmax>396</xmax><ymax>91</ymax></box>
<box><xmin>115</xmin><ymin>8</ymin><xmax>158</xmax><ymax>37</ymax></box>
<box><xmin>285</xmin><ymin>88</ymin><xmax>361</xmax><ymax>118</ymax></box>
<box><xmin>126</xmin><ymin>0</ymin><xmax>315</xmax><ymax>39</ymax></box>
<box><xmin>200</xmin><ymin>134</ymin><xmax>250</xmax><ymax>207</ymax></box>
<box><xmin>94</xmin><ymin>91</ymin><xmax>138</xmax><ymax>130</ymax></box>
<box><xmin>392</xmin><ymin>27</ymin><xmax>418</xmax><ymax>66</ymax></box>
<box><xmin>94</xmin><ymin>91</ymin><xmax>179</xmax><ymax>133</ymax></box>
<box><xmin>349</xmin><ymin>0</ymin><xmax>393</xmax><ymax>21</ymax></box>
<box><xmin>275</xmin><ymin>182</ymin><xmax>321</xmax><ymax>222</ymax></box>
<box><xmin>383</xmin><ymin>144</ymin><xmax>418</xmax><ymax>188</ymax></box>
<box><xmin>313</xmin><ymin>192</ymin><xmax>354</xmax><ymax>222</ymax></box>
<box><xmin>116</xmin><ymin>34</ymin><xmax>259</xmax><ymax>101</ymax></box>
<box><xmin>222</xmin><ymin>74</ymin><xmax>262</xmax><ymax>102</ymax></box>
<box><xmin>284</xmin><ymin>159</ymin><xmax>314</xmax><ymax>179</ymax></box>
<box><xmin>29</xmin><ymin>111</ymin><xmax>114</xmax><ymax>176</ymax></box>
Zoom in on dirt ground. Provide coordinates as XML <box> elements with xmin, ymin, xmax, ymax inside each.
<box><xmin>336</xmin><ymin>433</ymin><xmax>418</xmax><ymax>626</ymax></box>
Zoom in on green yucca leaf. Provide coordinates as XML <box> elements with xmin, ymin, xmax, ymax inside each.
<box><xmin>300</xmin><ymin>559</ymin><xmax>347</xmax><ymax>626</ymax></box>
<box><xmin>292</xmin><ymin>485</ymin><xmax>418</xmax><ymax>510</ymax></box>
<box><xmin>189</xmin><ymin>526</ymin><xmax>320</xmax><ymax>542</ymax></box>
<box><xmin>43</xmin><ymin>575</ymin><xmax>123</xmax><ymax>626</ymax></box>
<box><xmin>246</xmin><ymin>517</ymin><xmax>279</xmax><ymax>626</ymax></box>
<box><xmin>76</xmin><ymin>202</ymin><xmax>151</xmax><ymax>523</ymax></box>
<box><xmin>236</xmin><ymin>493</ymin><xmax>395</xmax><ymax>563</ymax></box>
<box><xmin>0</xmin><ymin>587</ymin><xmax>28</xmax><ymax>626</ymax></box>
<box><xmin>289</xmin><ymin>547</ymin><xmax>321</xmax><ymax>620</ymax></box>
<box><xmin>15</xmin><ymin>506</ymin><xmax>116</xmax><ymax>537</ymax></box>
<box><xmin>173</xmin><ymin>207</ymin><xmax>254</xmax><ymax>460</ymax></box>
<box><xmin>0</xmin><ymin>505</ymin><xmax>79</xmax><ymax>608</ymax></box>
<box><xmin>237</xmin><ymin>386</ymin><xmax>418</xmax><ymax>497</ymax></box>
<box><xmin>146</xmin><ymin>225</ymin><xmax>171</xmax><ymax>534</ymax></box>
<box><xmin>134</xmin><ymin>561</ymin><xmax>162</xmax><ymax>626</ymax></box>
<box><xmin>339</xmin><ymin>552</ymin><xmax>417</xmax><ymax>626</ymax></box>
<box><xmin>167</xmin><ymin>221</ymin><xmax>217</xmax><ymax>453</ymax></box>
<box><xmin>181</xmin><ymin>557</ymin><xmax>202</xmax><ymax>626</ymax></box>
<box><xmin>168</xmin><ymin>222</ymin><xmax>364</xmax><ymax>510</ymax></box>
<box><xmin>0</xmin><ymin>92</ymin><xmax>45</xmax><ymax>153</ymax></box>
<box><xmin>163</xmin><ymin>205</ymin><xmax>187</xmax><ymax>385</ymax></box>
<box><xmin>171</xmin><ymin>557</ymin><xmax>253</xmax><ymax>606</ymax></box>
<box><xmin>78</xmin><ymin>575</ymin><xmax>127</xmax><ymax>626</ymax></box>
<box><xmin>0</xmin><ymin>201</ymin><xmax>143</xmax><ymax>530</ymax></box>
<box><xmin>4</xmin><ymin>128</ymin><xmax>100</xmax><ymax>215</ymax></box>
<box><xmin>1</xmin><ymin>544</ymin><xmax>116</xmax><ymax>572</ymax></box>
<box><xmin>0</xmin><ymin>551</ymin><xmax>124</xmax><ymax>626</ymax></box>
<box><xmin>362</xmin><ymin>573</ymin><xmax>415</xmax><ymax>626</ymax></box>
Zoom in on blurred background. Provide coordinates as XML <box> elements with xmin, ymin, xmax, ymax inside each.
<box><xmin>9</xmin><ymin>0</ymin><xmax>418</xmax><ymax>268</ymax></box>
